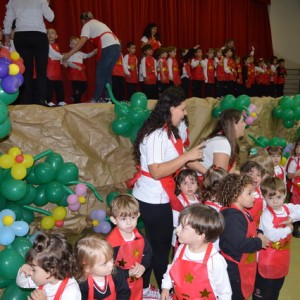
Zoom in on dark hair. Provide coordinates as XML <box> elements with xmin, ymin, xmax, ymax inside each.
<box><xmin>142</xmin><ymin>23</ymin><xmax>160</xmax><ymax>40</ymax></box>
<box><xmin>222</xmin><ymin>47</ymin><xmax>232</xmax><ymax>57</ymax></box>
<box><xmin>175</xmin><ymin>169</ymin><xmax>199</xmax><ymax>195</ymax></box>
<box><xmin>126</xmin><ymin>41</ymin><xmax>135</xmax><ymax>48</ymax></box>
<box><xmin>80</xmin><ymin>11</ymin><xmax>94</xmax><ymax>20</ymax></box>
<box><xmin>206</xmin><ymin>109</ymin><xmax>243</xmax><ymax>165</ymax></box>
<box><xmin>26</xmin><ymin>233</ymin><xmax>76</xmax><ymax>280</ymax></box>
<box><xmin>178</xmin><ymin>204</ymin><xmax>224</xmax><ymax>243</ymax></box>
<box><xmin>260</xmin><ymin>176</ymin><xmax>286</xmax><ymax>198</ymax></box>
<box><xmin>218</xmin><ymin>174</ymin><xmax>253</xmax><ymax>207</ymax></box>
<box><xmin>200</xmin><ymin>165</ymin><xmax>228</xmax><ymax>201</ymax></box>
<box><xmin>293</xmin><ymin>138</ymin><xmax>300</xmax><ymax>156</ymax></box>
<box><xmin>267</xmin><ymin>146</ymin><xmax>283</xmax><ymax>156</ymax></box>
<box><xmin>240</xmin><ymin>160</ymin><xmax>264</xmax><ymax>176</ymax></box>
<box><xmin>142</xmin><ymin>44</ymin><xmax>153</xmax><ymax>54</ymax></box>
<box><xmin>133</xmin><ymin>86</ymin><xmax>186</xmax><ymax>164</ymax></box>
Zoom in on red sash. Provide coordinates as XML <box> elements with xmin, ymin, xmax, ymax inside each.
<box><xmin>221</xmin><ymin>206</ymin><xmax>257</xmax><ymax>299</ymax></box>
<box><xmin>106</xmin><ymin>228</ymin><xmax>144</xmax><ymax>300</ymax></box>
<box><xmin>258</xmin><ymin>205</ymin><xmax>291</xmax><ymax>279</ymax></box>
<box><xmin>126</xmin><ymin>55</ymin><xmax>138</xmax><ymax>83</ymax></box>
<box><xmin>38</xmin><ymin>277</ymin><xmax>69</xmax><ymax>300</ymax></box>
<box><xmin>204</xmin><ymin>200</ymin><xmax>222</xmax><ymax>212</ymax></box>
<box><xmin>291</xmin><ymin>157</ymin><xmax>300</xmax><ymax>204</ymax></box>
<box><xmin>172</xmin><ymin>193</ymin><xmax>201</xmax><ymax>213</ymax></box>
<box><xmin>246</xmin><ymin>188</ymin><xmax>263</xmax><ymax>226</ymax></box>
<box><xmin>275</xmin><ymin>165</ymin><xmax>285</xmax><ymax>181</ymax></box>
<box><xmin>170</xmin><ymin>243</ymin><xmax>216</xmax><ymax>299</ymax></box>
<box><xmin>87</xmin><ymin>274</ymin><xmax>116</xmax><ymax>300</ymax></box>
<box><xmin>171</xmin><ymin>58</ymin><xmax>182</xmax><ymax>85</ymax></box>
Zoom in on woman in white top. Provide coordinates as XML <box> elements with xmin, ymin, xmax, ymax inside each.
<box><xmin>200</xmin><ymin>109</ymin><xmax>246</xmax><ymax>173</ymax></box>
<box><xmin>140</xmin><ymin>23</ymin><xmax>161</xmax><ymax>51</ymax></box>
<box><xmin>132</xmin><ymin>86</ymin><xmax>205</xmax><ymax>290</ymax></box>
<box><xmin>62</xmin><ymin>11</ymin><xmax>121</xmax><ymax>103</ymax></box>
<box><xmin>3</xmin><ymin>0</ymin><xmax>54</xmax><ymax>105</ymax></box>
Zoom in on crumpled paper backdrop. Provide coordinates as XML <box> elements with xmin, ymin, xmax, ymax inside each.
<box><xmin>0</xmin><ymin>97</ymin><xmax>296</xmax><ymax>233</ymax></box>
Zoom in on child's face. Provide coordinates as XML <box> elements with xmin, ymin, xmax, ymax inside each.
<box><xmin>235</xmin><ymin>58</ymin><xmax>240</xmax><ymax>64</ymax></box>
<box><xmin>128</xmin><ymin>45</ymin><xmax>136</xmax><ymax>54</ymax></box>
<box><xmin>217</xmin><ymin>50</ymin><xmax>222</xmax><ymax>58</ymax></box>
<box><xmin>176</xmin><ymin>217</ymin><xmax>202</xmax><ymax>245</ymax></box>
<box><xmin>235</xmin><ymin>183</ymin><xmax>254</xmax><ymax>210</ymax></box>
<box><xmin>110</xmin><ymin>213</ymin><xmax>140</xmax><ymax>238</ymax></box>
<box><xmin>270</xmin><ymin>153</ymin><xmax>281</xmax><ymax>167</ymax></box>
<box><xmin>47</xmin><ymin>29</ymin><xmax>57</xmax><ymax>43</ymax></box>
<box><xmin>88</xmin><ymin>255</ymin><xmax>114</xmax><ymax>278</ymax></box>
<box><xmin>151</xmin><ymin>26</ymin><xmax>158</xmax><ymax>36</ymax></box>
<box><xmin>280</xmin><ymin>61</ymin><xmax>285</xmax><ymax>67</ymax></box>
<box><xmin>295</xmin><ymin>145</ymin><xmax>300</xmax><ymax>156</ymax></box>
<box><xmin>169</xmin><ymin>49</ymin><xmax>177</xmax><ymax>58</ymax></box>
<box><xmin>234</xmin><ymin>115</ymin><xmax>246</xmax><ymax>139</ymax></box>
<box><xmin>208</xmin><ymin>51</ymin><xmax>214</xmax><ymax>59</ymax></box>
<box><xmin>70</xmin><ymin>38</ymin><xmax>79</xmax><ymax>49</ymax></box>
<box><xmin>161</xmin><ymin>51</ymin><xmax>168</xmax><ymax>59</ymax></box>
<box><xmin>30</xmin><ymin>263</ymin><xmax>53</xmax><ymax>286</ymax></box>
<box><xmin>195</xmin><ymin>49</ymin><xmax>202</xmax><ymax>58</ymax></box>
<box><xmin>179</xmin><ymin>176</ymin><xmax>198</xmax><ymax>198</ymax></box>
<box><xmin>225</xmin><ymin>49</ymin><xmax>233</xmax><ymax>58</ymax></box>
<box><xmin>264</xmin><ymin>190</ymin><xmax>285</xmax><ymax>211</ymax></box>
<box><xmin>246</xmin><ymin>168</ymin><xmax>262</xmax><ymax>188</ymax></box>
<box><xmin>145</xmin><ymin>49</ymin><xmax>153</xmax><ymax>56</ymax></box>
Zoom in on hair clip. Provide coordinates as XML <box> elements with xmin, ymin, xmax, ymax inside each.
<box><xmin>249</xmin><ymin>148</ymin><xmax>258</xmax><ymax>156</ymax></box>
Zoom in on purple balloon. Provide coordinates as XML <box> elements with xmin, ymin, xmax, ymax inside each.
<box><xmin>67</xmin><ymin>194</ymin><xmax>78</xmax><ymax>205</ymax></box>
<box><xmin>68</xmin><ymin>202</ymin><xmax>81</xmax><ymax>211</ymax></box>
<box><xmin>15</xmin><ymin>73</ymin><xmax>24</xmax><ymax>86</ymax></box>
<box><xmin>0</xmin><ymin>57</ymin><xmax>11</xmax><ymax>65</ymax></box>
<box><xmin>75</xmin><ymin>183</ymin><xmax>87</xmax><ymax>196</ymax></box>
<box><xmin>0</xmin><ymin>63</ymin><xmax>9</xmax><ymax>79</ymax></box>
<box><xmin>94</xmin><ymin>210</ymin><xmax>106</xmax><ymax>221</ymax></box>
<box><xmin>1</xmin><ymin>75</ymin><xmax>19</xmax><ymax>93</ymax></box>
<box><xmin>89</xmin><ymin>210</ymin><xmax>98</xmax><ymax>220</ymax></box>
<box><xmin>93</xmin><ymin>221</ymin><xmax>112</xmax><ymax>234</ymax></box>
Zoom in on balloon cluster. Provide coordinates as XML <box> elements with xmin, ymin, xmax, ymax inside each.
<box><xmin>0</xmin><ymin>148</ymin><xmax>103</xmax><ymax>231</ymax></box>
<box><xmin>67</xmin><ymin>183</ymin><xmax>88</xmax><ymax>211</ymax></box>
<box><xmin>272</xmin><ymin>95</ymin><xmax>300</xmax><ymax>128</ymax></box>
<box><xmin>0</xmin><ymin>209</ymin><xmax>29</xmax><ymax>246</ymax></box>
<box><xmin>106</xmin><ymin>83</ymin><xmax>151</xmax><ymax>143</ymax></box>
<box><xmin>90</xmin><ymin>209</ymin><xmax>112</xmax><ymax>234</ymax></box>
<box><xmin>249</xmin><ymin>134</ymin><xmax>288</xmax><ymax>149</ymax></box>
<box><xmin>212</xmin><ymin>94</ymin><xmax>257</xmax><ymax>125</ymax></box>
<box><xmin>0</xmin><ymin>237</ymin><xmax>32</xmax><ymax>299</ymax></box>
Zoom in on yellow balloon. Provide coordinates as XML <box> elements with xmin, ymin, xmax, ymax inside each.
<box><xmin>22</xmin><ymin>154</ymin><xmax>34</xmax><ymax>168</ymax></box>
<box><xmin>251</xmin><ymin>112</ymin><xmax>257</xmax><ymax>118</ymax></box>
<box><xmin>3</xmin><ymin>215</ymin><xmax>14</xmax><ymax>226</ymax></box>
<box><xmin>0</xmin><ymin>154</ymin><xmax>15</xmax><ymax>169</ymax></box>
<box><xmin>79</xmin><ymin>196</ymin><xmax>86</xmax><ymax>204</ymax></box>
<box><xmin>11</xmin><ymin>164</ymin><xmax>27</xmax><ymax>180</ymax></box>
<box><xmin>8</xmin><ymin>147</ymin><xmax>22</xmax><ymax>158</ymax></box>
<box><xmin>92</xmin><ymin>220</ymin><xmax>99</xmax><ymax>226</ymax></box>
<box><xmin>9</xmin><ymin>64</ymin><xmax>20</xmax><ymax>76</ymax></box>
<box><xmin>41</xmin><ymin>216</ymin><xmax>55</xmax><ymax>230</ymax></box>
<box><xmin>10</xmin><ymin>51</ymin><xmax>20</xmax><ymax>61</ymax></box>
<box><xmin>280</xmin><ymin>157</ymin><xmax>287</xmax><ymax>166</ymax></box>
<box><xmin>52</xmin><ymin>206</ymin><xmax>67</xmax><ymax>221</ymax></box>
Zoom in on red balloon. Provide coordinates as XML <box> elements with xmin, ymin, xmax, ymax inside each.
<box><xmin>0</xmin><ymin>47</ymin><xmax>10</xmax><ymax>58</ymax></box>
<box><xmin>14</xmin><ymin>60</ymin><xmax>25</xmax><ymax>74</ymax></box>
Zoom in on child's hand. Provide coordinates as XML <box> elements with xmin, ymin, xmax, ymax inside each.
<box><xmin>28</xmin><ymin>289</ymin><xmax>47</xmax><ymax>300</ymax></box>
<box><xmin>258</xmin><ymin>233</ymin><xmax>269</xmax><ymax>249</ymax></box>
<box><xmin>93</xmin><ymin>49</ymin><xmax>97</xmax><ymax>55</ymax></box>
<box><xmin>160</xmin><ymin>288</ymin><xmax>170</xmax><ymax>300</ymax></box>
<box><xmin>20</xmin><ymin>264</ymin><xmax>33</xmax><ymax>276</ymax></box>
<box><xmin>280</xmin><ymin>216</ymin><xmax>293</xmax><ymax>226</ymax></box>
<box><xmin>128</xmin><ymin>262</ymin><xmax>145</xmax><ymax>278</ymax></box>
<box><xmin>77</xmin><ymin>66</ymin><xmax>83</xmax><ymax>71</ymax></box>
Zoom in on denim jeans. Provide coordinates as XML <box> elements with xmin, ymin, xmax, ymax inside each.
<box><xmin>94</xmin><ymin>44</ymin><xmax>121</xmax><ymax>100</ymax></box>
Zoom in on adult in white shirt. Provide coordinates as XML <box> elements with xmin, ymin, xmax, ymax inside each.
<box><xmin>132</xmin><ymin>86</ymin><xmax>205</xmax><ymax>290</ymax></box>
<box><xmin>200</xmin><ymin>109</ymin><xmax>246</xmax><ymax>173</ymax></box>
<box><xmin>140</xmin><ymin>23</ymin><xmax>161</xmax><ymax>51</ymax></box>
<box><xmin>62</xmin><ymin>11</ymin><xmax>121</xmax><ymax>103</ymax></box>
<box><xmin>3</xmin><ymin>0</ymin><xmax>54</xmax><ymax>105</ymax></box>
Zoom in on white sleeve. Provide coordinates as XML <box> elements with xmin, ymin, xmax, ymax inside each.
<box><xmin>80</xmin><ymin>22</ymin><xmax>91</xmax><ymax>38</ymax></box>
<box><xmin>16</xmin><ymin>270</ymin><xmax>38</xmax><ymax>289</ymax></box>
<box><xmin>61</xmin><ymin>280</ymin><xmax>81</xmax><ymax>300</ymax></box>
<box><xmin>259</xmin><ymin>209</ymin><xmax>292</xmax><ymax>241</ymax></box>
<box><xmin>122</xmin><ymin>55</ymin><xmax>130</xmax><ymax>75</ymax></box>
<box><xmin>191</xmin><ymin>58</ymin><xmax>199</xmax><ymax>68</ymax></box>
<box><xmin>140</xmin><ymin>57</ymin><xmax>146</xmax><ymax>78</ymax></box>
<box><xmin>202</xmin><ymin>59</ymin><xmax>208</xmax><ymax>82</ymax></box>
<box><xmin>3</xmin><ymin>1</ymin><xmax>14</xmax><ymax>34</ymax></box>
<box><xmin>123</xmin><ymin>54</ymin><xmax>130</xmax><ymax>70</ymax></box>
<box><xmin>42</xmin><ymin>0</ymin><xmax>55</xmax><ymax>22</ymax></box>
<box><xmin>288</xmin><ymin>159</ymin><xmax>297</xmax><ymax>174</ymax></box>
<box><xmin>224</xmin><ymin>58</ymin><xmax>231</xmax><ymax>74</ymax></box>
<box><xmin>167</xmin><ymin>58</ymin><xmax>173</xmax><ymax>79</ymax></box>
<box><xmin>49</xmin><ymin>45</ymin><xmax>63</xmax><ymax>60</ymax></box>
<box><xmin>208</xmin><ymin>253</ymin><xmax>232</xmax><ymax>300</ymax></box>
<box><xmin>141</xmin><ymin>36</ymin><xmax>148</xmax><ymax>43</ymax></box>
<box><xmin>286</xmin><ymin>204</ymin><xmax>300</xmax><ymax>222</ymax></box>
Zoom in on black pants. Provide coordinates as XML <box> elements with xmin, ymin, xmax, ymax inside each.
<box><xmin>181</xmin><ymin>77</ymin><xmax>190</xmax><ymax>97</ymax></box>
<box><xmin>14</xmin><ymin>31</ymin><xmax>49</xmax><ymax>104</ymax></box>
<box><xmin>126</xmin><ymin>82</ymin><xmax>137</xmax><ymax>100</ymax></box>
<box><xmin>192</xmin><ymin>80</ymin><xmax>204</xmax><ymax>98</ymax></box>
<box><xmin>205</xmin><ymin>83</ymin><xmax>214</xmax><ymax>97</ymax></box>
<box><xmin>253</xmin><ymin>271</ymin><xmax>285</xmax><ymax>300</ymax></box>
<box><xmin>112</xmin><ymin>75</ymin><xmax>125</xmax><ymax>101</ymax></box>
<box><xmin>71</xmin><ymin>81</ymin><xmax>87</xmax><ymax>103</ymax></box>
<box><xmin>137</xmin><ymin>200</ymin><xmax>173</xmax><ymax>290</ymax></box>
<box><xmin>46</xmin><ymin>79</ymin><xmax>65</xmax><ymax>104</ymax></box>
<box><xmin>142</xmin><ymin>83</ymin><xmax>157</xmax><ymax>100</ymax></box>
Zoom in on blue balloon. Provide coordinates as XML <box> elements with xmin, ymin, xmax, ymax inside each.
<box><xmin>0</xmin><ymin>227</ymin><xmax>15</xmax><ymax>246</ymax></box>
<box><xmin>0</xmin><ymin>63</ymin><xmax>9</xmax><ymax>79</ymax></box>
<box><xmin>0</xmin><ymin>209</ymin><xmax>16</xmax><ymax>222</ymax></box>
<box><xmin>1</xmin><ymin>75</ymin><xmax>20</xmax><ymax>94</ymax></box>
<box><xmin>0</xmin><ymin>57</ymin><xmax>11</xmax><ymax>65</ymax></box>
<box><xmin>11</xmin><ymin>221</ymin><xmax>29</xmax><ymax>237</ymax></box>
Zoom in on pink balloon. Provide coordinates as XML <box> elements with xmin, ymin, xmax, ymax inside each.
<box><xmin>248</xmin><ymin>104</ymin><xmax>256</xmax><ymax>113</ymax></box>
<box><xmin>67</xmin><ymin>194</ymin><xmax>78</xmax><ymax>205</ymax></box>
<box><xmin>75</xmin><ymin>183</ymin><xmax>87</xmax><ymax>196</ymax></box>
<box><xmin>245</xmin><ymin>116</ymin><xmax>253</xmax><ymax>125</ymax></box>
<box><xmin>69</xmin><ymin>202</ymin><xmax>81</xmax><ymax>211</ymax></box>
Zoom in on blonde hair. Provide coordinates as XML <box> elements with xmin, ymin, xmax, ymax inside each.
<box><xmin>110</xmin><ymin>194</ymin><xmax>140</xmax><ymax>218</ymax></box>
<box><xmin>75</xmin><ymin>234</ymin><xmax>114</xmax><ymax>281</ymax></box>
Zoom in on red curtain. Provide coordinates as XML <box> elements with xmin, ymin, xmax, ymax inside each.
<box><xmin>0</xmin><ymin>0</ymin><xmax>273</xmax><ymax>101</ymax></box>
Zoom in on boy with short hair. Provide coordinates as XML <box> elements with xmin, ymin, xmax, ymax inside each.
<box><xmin>253</xmin><ymin>177</ymin><xmax>300</xmax><ymax>300</ymax></box>
<box><xmin>106</xmin><ymin>194</ymin><xmax>158</xmax><ymax>300</ymax></box>
<box><xmin>267</xmin><ymin>146</ymin><xmax>286</xmax><ymax>183</ymax></box>
<box><xmin>124</xmin><ymin>42</ymin><xmax>138</xmax><ymax>100</ymax></box>
<box><xmin>161</xmin><ymin>204</ymin><xmax>232</xmax><ymax>300</ymax></box>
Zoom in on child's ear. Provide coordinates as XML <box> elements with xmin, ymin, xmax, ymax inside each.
<box><xmin>110</xmin><ymin>216</ymin><xmax>117</xmax><ymax>225</ymax></box>
<box><xmin>137</xmin><ymin>212</ymin><xmax>140</xmax><ymax>218</ymax></box>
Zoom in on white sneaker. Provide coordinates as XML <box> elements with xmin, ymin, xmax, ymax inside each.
<box><xmin>90</xmin><ymin>98</ymin><xmax>99</xmax><ymax>103</ymax></box>
<box><xmin>47</xmin><ymin>101</ymin><xmax>56</xmax><ymax>107</ymax></box>
<box><xmin>143</xmin><ymin>285</ymin><xmax>160</xmax><ymax>299</ymax></box>
<box><xmin>58</xmin><ymin>101</ymin><xmax>67</xmax><ymax>106</ymax></box>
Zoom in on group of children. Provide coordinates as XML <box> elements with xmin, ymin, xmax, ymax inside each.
<box><xmin>16</xmin><ymin>139</ymin><xmax>300</xmax><ymax>300</ymax></box>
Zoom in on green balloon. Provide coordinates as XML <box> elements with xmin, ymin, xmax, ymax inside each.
<box><xmin>114</xmin><ymin>102</ymin><xmax>130</xmax><ymax>118</ymax></box>
<box><xmin>280</xmin><ymin>96</ymin><xmax>294</xmax><ymax>109</ymax></box>
<box><xmin>112</xmin><ymin>117</ymin><xmax>132</xmax><ymax>135</ymax></box>
<box><xmin>0</xmin><ymin>87</ymin><xmax>19</xmax><ymax>105</ymax></box>
<box><xmin>106</xmin><ymin>191</ymin><xmax>120</xmax><ymax>207</ymax></box>
<box><xmin>236</xmin><ymin>94</ymin><xmax>251</xmax><ymax>107</ymax></box>
<box><xmin>25</xmin><ymin>167</ymin><xmax>41</xmax><ymax>185</ymax></box>
<box><xmin>294</xmin><ymin>107</ymin><xmax>300</xmax><ymax>120</ymax></box>
<box><xmin>0</xmin><ymin>193</ymin><xmax>7</xmax><ymax>210</ymax></box>
<box><xmin>129</xmin><ymin>107</ymin><xmax>147</xmax><ymax>126</ymax></box>
<box><xmin>0</xmin><ymin>101</ymin><xmax>8</xmax><ymax>123</ymax></box>
<box><xmin>212</xmin><ymin>107</ymin><xmax>222</xmax><ymax>119</ymax></box>
<box><xmin>0</xmin><ymin>249</ymin><xmax>24</xmax><ymax>280</ymax></box>
<box><xmin>282</xmin><ymin>109</ymin><xmax>295</xmax><ymax>121</ymax></box>
<box><xmin>6</xmin><ymin>201</ymin><xmax>22</xmax><ymax>220</ymax></box>
<box><xmin>34</xmin><ymin>185</ymin><xmax>48</xmax><ymax>206</ymax></box>
<box><xmin>130</xmin><ymin>92</ymin><xmax>148</xmax><ymax>109</ymax></box>
<box><xmin>0</xmin><ymin>118</ymin><xmax>11</xmax><ymax>139</ymax></box>
<box><xmin>12</xmin><ymin>237</ymin><xmax>32</xmax><ymax>258</ymax></box>
<box><xmin>277</xmin><ymin>138</ymin><xmax>287</xmax><ymax>149</ymax></box>
<box><xmin>18</xmin><ymin>184</ymin><xmax>37</xmax><ymax>205</ymax></box>
<box><xmin>34</xmin><ymin>162</ymin><xmax>56</xmax><ymax>184</ymax></box>
<box><xmin>257</xmin><ymin>136</ymin><xmax>270</xmax><ymax>148</ymax></box>
<box><xmin>297</xmin><ymin>127</ymin><xmax>300</xmax><ymax>137</ymax></box>
<box><xmin>283</xmin><ymin>119</ymin><xmax>294</xmax><ymax>128</ymax></box>
<box><xmin>220</xmin><ymin>99</ymin><xmax>235</xmax><ymax>110</ymax></box>
<box><xmin>1</xmin><ymin>282</ymin><xmax>32</xmax><ymax>300</ymax></box>
<box><xmin>1</xmin><ymin>178</ymin><xmax>28</xmax><ymax>201</ymax></box>
<box><xmin>45</xmin><ymin>152</ymin><xmax>64</xmax><ymax>173</ymax></box>
<box><xmin>272</xmin><ymin>106</ymin><xmax>283</xmax><ymax>119</ymax></box>
<box><xmin>45</xmin><ymin>181</ymin><xmax>65</xmax><ymax>203</ymax></box>
<box><xmin>269</xmin><ymin>137</ymin><xmax>281</xmax><ymax>147</ymax></box>
<box><xmin>57</xmin><ymin>194</ymin><xmax>68</xmax><ymax>207</ymax></box>
<box><xmin>223</xmin><ymin>94</ymin><xmax>235</xmax><ymax>101</ymax></box>
<box><xmin>55</xmin><ymin>162</ymin><xmax>79</xmax><ymax>184</ymax></box>
<box><xmin>0</xmin><ymin>277</ymin><xmax>12</xmax><ymax>289</ymax></box>
<box><xmin>294</xmin><ymin>95</ymin><xmax>300</xmax><ymax>107</ymax></box>
<box><xmin>19</xmin><ymin>207</ymin><xmax>35</xmax><ymax>224</ymax></box>
<box><xmin>129</xmin><ymin>125</ymin><xmax>141</xmax><ymax>143</ymax></box>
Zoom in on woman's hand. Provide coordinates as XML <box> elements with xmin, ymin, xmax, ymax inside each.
<box><xmin>185</xmin><ymin>142</ymin><xmax>205</xmax><ymax>162</ymax></box>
